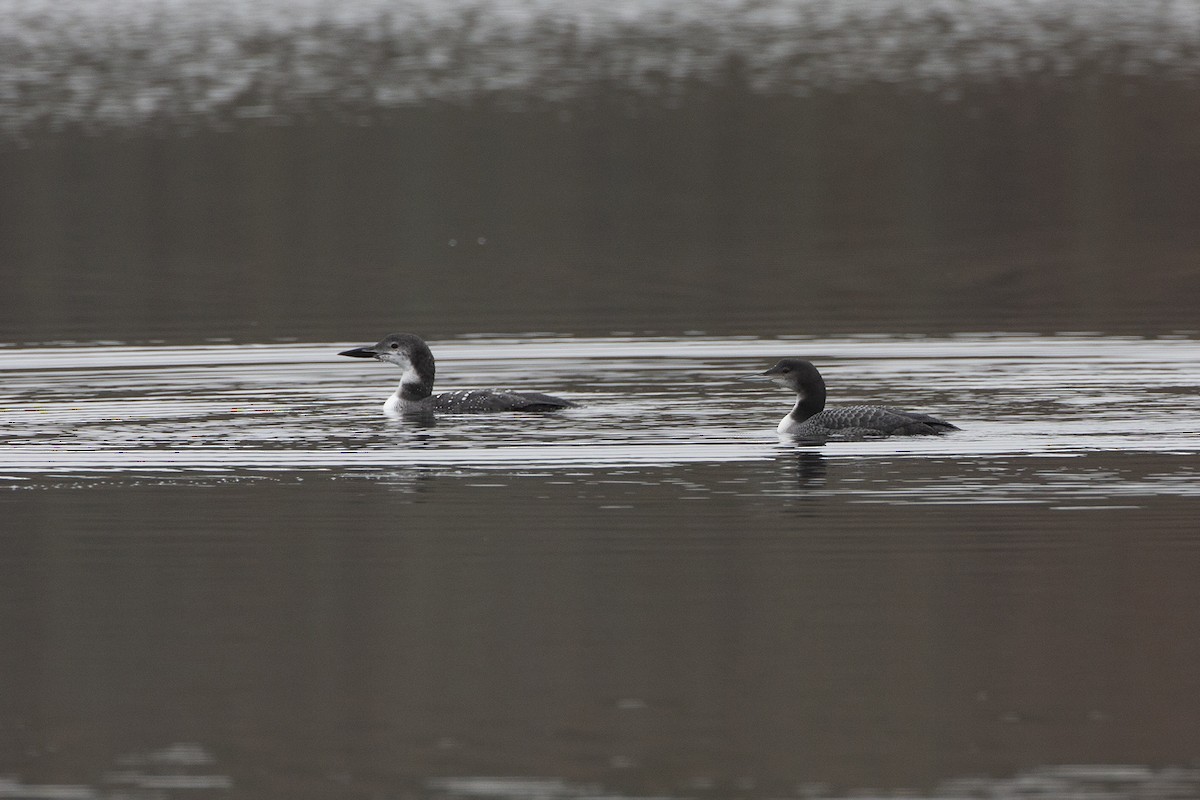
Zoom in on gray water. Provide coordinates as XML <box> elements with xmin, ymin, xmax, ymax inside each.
<box><xmin>3</xmin><ymin>335</ymin><xmax>1200</xmax><ymax>799</ymax></box>
<box><xmin>4</xmin><ymin>0</ymin><xmax>1200</xmax><ymax>796</ymax></box>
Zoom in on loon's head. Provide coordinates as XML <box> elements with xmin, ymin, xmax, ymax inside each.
<box><xmin>339</xmin><ymin>333</ymin><xmax>436</xmax><ymax>387</ymax></box>
<box><xmin>760</xmin><ymin>358</ymin><xmax>823</xmax><ymax>394</ymax></box>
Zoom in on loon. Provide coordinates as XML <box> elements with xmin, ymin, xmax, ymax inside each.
<box><xmin>756</xmin><ymin>358</ymin><xmax>958</xmax><ymax>439</ymax></box>
<box><xmin>339</xmin><ymin>333</ymin><xmax>575</xmax><ymax>414</ymax></box>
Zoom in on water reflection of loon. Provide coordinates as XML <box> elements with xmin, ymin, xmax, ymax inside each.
<box><xmin>339</xmin><ymin>333</ymin><xmax>575</xmax><ymax>414</ymax></box>
<box><xmin>793</xmin><ymin>450</ymin><xmax>827</xmax><ymax>488</ymax></box>
<box><xmin>755</xmin><ymin>358</ymin><xmax>958</xmax><ymax>439</ymax></box>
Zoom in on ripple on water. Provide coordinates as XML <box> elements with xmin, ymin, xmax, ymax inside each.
<box><xmin>1</xmin><ymin>335</ymin><xmax>1198</xmax><ymax>504</ymax></box>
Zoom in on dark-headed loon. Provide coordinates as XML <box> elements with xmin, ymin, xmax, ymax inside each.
<box><xmin>340</xmin><ymin>333</ymin><xmax>575</xmax><ymax>414</ymax></box>
<box><xmin>757</xmin><ymin>358</ymin><xmax>958</xmax><ymax>439</ymax></box>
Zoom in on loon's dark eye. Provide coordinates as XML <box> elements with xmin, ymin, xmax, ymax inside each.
<box><xmin>391</xmin><ymin>342</ymin><xmax>400</xmax><ymax>350</ymax></box>
<box><xmin>781</xmin><ymin>367</ymin><xmax>791</xmax><ymax>373</ymax></box>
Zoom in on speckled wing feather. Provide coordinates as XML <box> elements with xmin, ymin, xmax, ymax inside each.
<box><xmin>799</xmin><ymin>405</ymin><xmax>958</xmax><ymax>438</ymax></box>
<box><xmin>432</xmin><ymin>389</ymin><xmax>574</xmax><ymax>412</ymax></box>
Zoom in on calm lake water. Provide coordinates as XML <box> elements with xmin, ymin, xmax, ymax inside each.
<box><xmin>3</xmin><ymin>334</ymin><xmax>1199</xmax><ymax>799</ymax></box>
<box><xmin>3</xmin><ymin>0</ymin><xmax>1200</xmax><ymax>797</ymax></box>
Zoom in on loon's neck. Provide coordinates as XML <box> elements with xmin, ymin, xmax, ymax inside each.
<box><xmin>398</xmin><ymin>357</ymin><xmax>435</xmax><ymax>400</ymax></box>
<box><xmin>789</xmin><ymin>386</ymin><xmax>826</xmax><ymax>423</ymax></box>
<box><xmin>778</xmin><ymin>389</ymin><xmax>827</xmax><ymax>434</ymax></box>
<box><xmin>384</xmin><ymin>361</ymin><xmax>434</xmax><ymax>413</ymax></box>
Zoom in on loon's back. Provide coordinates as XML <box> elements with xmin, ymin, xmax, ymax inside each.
<box><xmin>432</xmin><ymin>389</ymin><xmax>575</xmax><ymax>413</ymax></box>
<box><xmin>781</xmin><ymin>405</ymin><xmax>959</xmax><ymax>438</ymax></box>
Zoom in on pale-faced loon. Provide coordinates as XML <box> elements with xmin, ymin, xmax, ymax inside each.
<box><xmin>339</xmin><ymin>333</ymin><xmax>575</xmax><ymax>414</ymax></box>
<box><xmin>756</xmin><ymin>358</ymin><xmax>958</xmax><ymax>439</ymax></box>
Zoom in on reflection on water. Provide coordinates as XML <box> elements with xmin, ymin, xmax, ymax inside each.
<box><xmin>0</xmin><ymin>743</ymin><xmax>231</xmax><ymax>799</ymax></box>
<box><xmin>103</xmin><ymin>743</ymin><xmax>232</xmax><ymax>796</ymax></box>
<box><xmin>423</xmin><ymin>767</ymin><xmax>1200</xmax><ymax>799</ymax></box>
<box><xmin>6</xmin><ymin>757</ymin><xmax>1200</xmax><ymax>800</ymax></box>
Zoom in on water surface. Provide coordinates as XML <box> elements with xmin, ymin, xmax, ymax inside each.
<box><xmin>4</xmin><ymin>0</ymin><xmax>1200</xmax><ymax>795</ymax></box>
<box><xmin>3</xmin><ymin>334</ymin><xmax>1199</xmax><ymax>798</ymax></box>
<box><xmin>3</xmin><ymin>333</ymin><xmax>1198</xmax><ymax>481</ymax></box>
